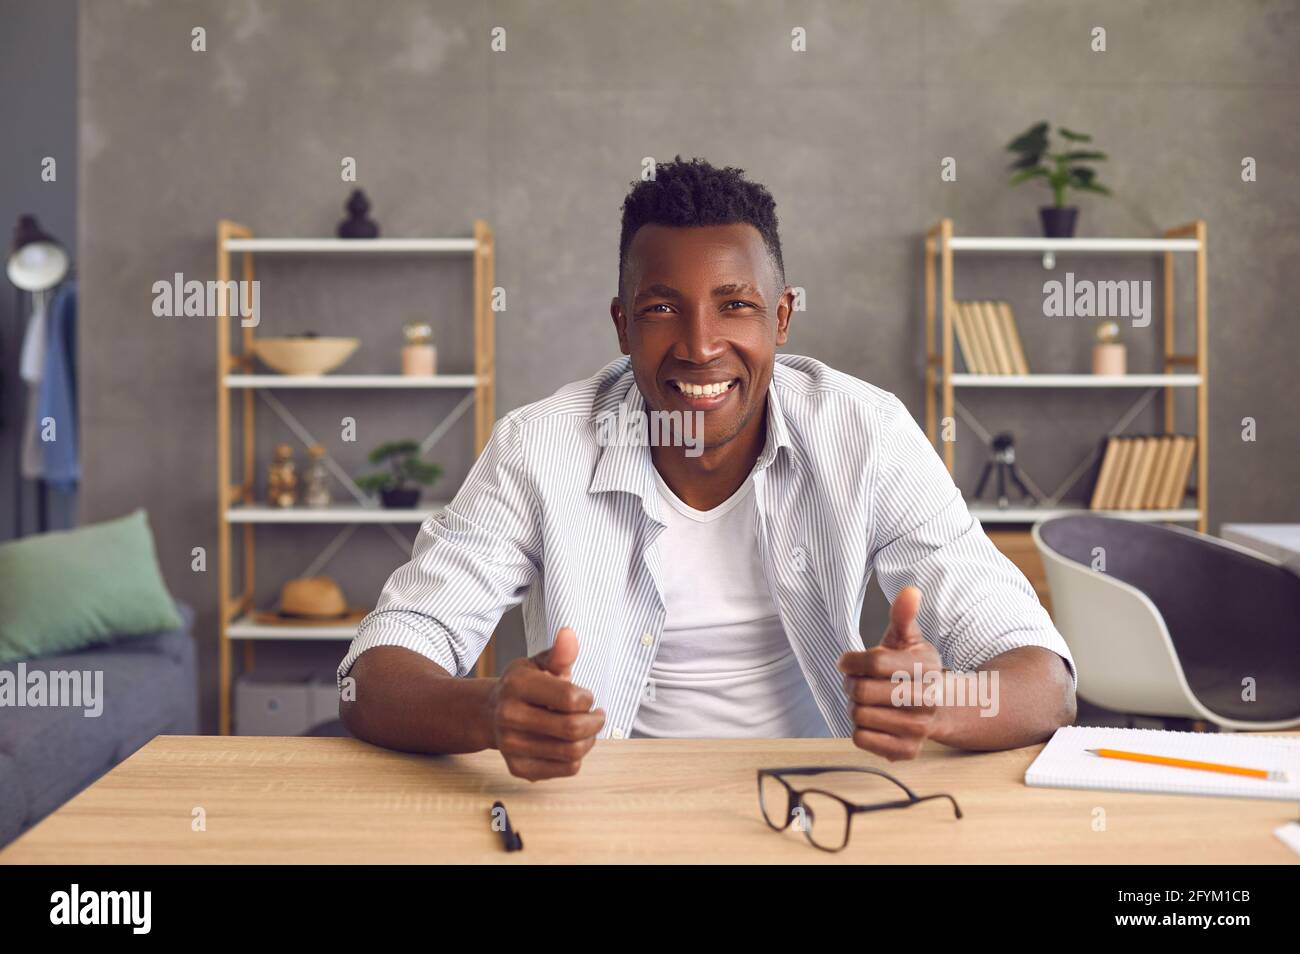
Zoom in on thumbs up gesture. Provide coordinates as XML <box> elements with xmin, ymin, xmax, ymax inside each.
<box><xmin>836</xmin><ymin>587</ymin><xmax>948</xmax><ymax>761</ymax></box>
<box><xmin>486</xmin><ymin>627</ymin><xmax>606</xmax><ymax>781</ymax></box>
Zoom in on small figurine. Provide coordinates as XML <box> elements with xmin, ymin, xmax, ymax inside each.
<box><xmin>337</xmin><ymin>189</ymin><xmax>380</xmax><ymax>239</ymax></box>
<box><xmin>1093</xmin><ymin>320</ymin><xmax>1126</xmax><ymax>375</ymax></box>
<box><xmin>302</xmin><ymin>445</ymin><xmax>332</xmax><ymax>508</ymax></box>
<box><xmin>267</xmin><ymin>443</ymin><xmax>299</xmax><ymax>508</ymax></box>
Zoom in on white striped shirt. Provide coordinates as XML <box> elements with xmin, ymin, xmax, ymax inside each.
<box><xmin>338</xmin><ymin>354</ymin><xmax>1076</xmax><ymax>739</ymax></box>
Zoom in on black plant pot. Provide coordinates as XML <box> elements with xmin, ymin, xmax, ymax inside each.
<box><xmin>1040</xmin><ymin>206</ymin><xmax>1078</xmax><ymax>238</ymax></box>
<box><xmin>380</xmin><ymin>487</ymin><xmax>421</xmax><ymax>509</ymax></box>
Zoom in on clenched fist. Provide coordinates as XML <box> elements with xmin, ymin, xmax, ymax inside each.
<box><xmin>837</xmin><ymin>587</ymin><xmax>948</xmax><ymax>761</ymax></box>
<box><xmin>486</xmin><ymin>627</ymin><xmax>606</xmax><ymax>781</ymax></box>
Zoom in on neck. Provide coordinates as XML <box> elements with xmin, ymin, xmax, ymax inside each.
<box><xmin>651</xmin><ymin>398</ymin><xmax>767</xmax><ymax>510</ymax></box>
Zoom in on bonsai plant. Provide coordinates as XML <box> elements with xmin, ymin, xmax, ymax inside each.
<box><xmin>1006</xmin><ymin>121</ymin><xmax>1111</xmax><ymax>238</ymax></box>
<box><xmin>355</xmin><ymin>440</ymin><xmax>443</xmax><ymax>509</ymax></box>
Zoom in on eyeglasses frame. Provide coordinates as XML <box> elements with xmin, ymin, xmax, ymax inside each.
<box><xmin>757</xmin><ymin>766</ymin><xmax>963</xmax><ymax>852</ymax></box>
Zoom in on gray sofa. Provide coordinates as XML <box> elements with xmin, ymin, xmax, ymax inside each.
<box><xmin>0</xmin><ymin>603</ymin><xmax>198</xmax><ymax>848</ymax></box>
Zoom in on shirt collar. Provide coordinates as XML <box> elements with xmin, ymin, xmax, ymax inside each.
<box><xmin>588</xmin><ymin>376</ymin><xmax>659</xmax><ymax>509</ymax></box>
<box><xmin>588</xmin><ymin>359</ymin><xmax>795</xmax><ymax>511</ymax></box>
<box><xmin>758</xmin><ymin>361</ymin><xmax>794</xmax><ymax>471</ymax></box>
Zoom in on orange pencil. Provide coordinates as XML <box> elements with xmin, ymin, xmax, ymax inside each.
<box><xmin>1086</xmin><ymin>748</ymin><xmax>1289</xmax><ymax>782</ymax></box>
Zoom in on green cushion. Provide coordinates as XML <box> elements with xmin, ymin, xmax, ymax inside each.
<box><xmin>0</xmin><ymin>509</ymin><xmax>183</xmax><ymax>663</ymax></box>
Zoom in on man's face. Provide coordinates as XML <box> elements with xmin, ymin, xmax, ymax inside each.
<box><xmin>611</xmin><ymin>223</ymin><xmax>792</xmax><ymax>452</ymax></box>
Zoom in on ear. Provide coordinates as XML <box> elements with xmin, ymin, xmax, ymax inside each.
<box><xmin>610</xmin><ymin>296</ymin><xmax>630</xmax><ymax>355</ymax></box>
<box><xmin>774</xmin><ymin>285</ymin><xmax>795</xmax><ymax>347</ymax></box>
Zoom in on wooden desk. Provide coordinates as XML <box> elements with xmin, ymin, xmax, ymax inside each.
<box><xmin>2</xmin><ymin>735</ymin><xmax>1296</xmax><ymax>864</ymax></box>
<box><xmin>1222</xmin><ymin>523</ymin><xmax>1300</xmax><ymax>571</ymax></box>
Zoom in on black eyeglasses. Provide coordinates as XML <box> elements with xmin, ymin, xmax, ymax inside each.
<box><xmin>757</xmin><ymin>766</ymin><xmax>962</xmax><ymax>852</ymax></box>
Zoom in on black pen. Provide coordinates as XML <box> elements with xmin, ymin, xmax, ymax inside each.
<box><xmin>491</xmin><ymin>800</ymin><xmax>524</xmax><ymax>852</ymax></box>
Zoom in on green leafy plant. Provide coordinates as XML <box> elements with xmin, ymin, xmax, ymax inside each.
<box><xmin>1006</xmin><ymin>121</ymin><xmax>1112</xmax><ymax>208</ymax></box>
<box><xmin>355</xmin><ymin>440</ymin><xmax>443</xmax><ymax>495</ymax></box>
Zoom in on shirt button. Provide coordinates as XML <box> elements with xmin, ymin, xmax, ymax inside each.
<box><xmin>640</xmin><ymin>632</ymin><xmax>654</xmax><ymax>647</ymax></box>
<box><xmin>611</xmin><ymin>728</ymin><xmax>625</xmax><ymax>740</ymax></box>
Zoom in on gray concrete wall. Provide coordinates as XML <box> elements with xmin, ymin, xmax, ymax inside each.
<box><xmin>75</xmin><ymin>1</ymin><xmax>1300</xmax><ymax>732</ymax></box>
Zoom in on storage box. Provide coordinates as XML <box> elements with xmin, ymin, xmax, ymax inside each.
<box><xmin>235</xmin><ymin>673</ymin><xmax>343</xmax><ymax>736</ymax></box>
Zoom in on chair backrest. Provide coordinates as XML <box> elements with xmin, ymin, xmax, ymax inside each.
<box><xmin>1033</xmin><ymin>518</ymin><xmax>1200</xmax><ymax>717</ymax></box>
<box><xmin>1036</xmin><ymin>514</ymin><xmax>1300</xmax><ymax>722</ymax></box>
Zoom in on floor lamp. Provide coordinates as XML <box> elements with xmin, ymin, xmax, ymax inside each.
<box><xmin>6</xmin><ymin>214</ymin><xmax>70</xmax><ymax>536</ymax></box>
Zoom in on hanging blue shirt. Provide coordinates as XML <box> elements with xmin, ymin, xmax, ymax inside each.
<box><xmin>38</xmin><ymin>282</ymin><xmax>79</xmax><ymax>492</ymax></box>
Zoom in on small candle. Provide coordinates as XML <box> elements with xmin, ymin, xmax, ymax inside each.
<box><xmin>402</xmin><ymin>321</ymin><xmax>436</xmax><ymax>376</ymax></box>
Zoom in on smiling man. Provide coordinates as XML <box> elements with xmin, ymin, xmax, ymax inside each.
<box><xmin>339</xmin><ymin>157</ymin><xmax>1076</xmax><ymax>780</ymax></box>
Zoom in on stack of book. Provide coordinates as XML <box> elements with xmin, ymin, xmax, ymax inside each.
<box><xmin>1089</xmin><ymin>435</ymin><xmax>1197</xmax><ymax>511</ymax></box>
<box><xmin>951</xmin><ymin>301</ymin><xmax>1030</xmax><ymax>375</ymax></box>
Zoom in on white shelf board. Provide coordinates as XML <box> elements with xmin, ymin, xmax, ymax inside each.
<box><xmin>222</xmin><ymin>237</ymin><xmax>476</xmax><ymax>254</ymax></box>
<box><xmin>971</xmin><ymin>502</ymin><xmax>1199</xmax><ymax>524</ymax></box>
<box><xmin>225</xmin><ymin>374</ymin><xmax>479</xmax><ymax>389</ymax></box>
<box><xmin>227</xmin><ymin>616</ymin><xmax>358</xmax><ymax>641</ymax></box>
<box><xmin>226</xmin><ymin>503</ymin><xmax>445</xmax><ymax>523</ymax></box>
<box><xmin>948</xmin><ymin>236</ymin><xmax>1199</xmax><ymax>253</ymax></box>
<box><xmin>949</xmin><ymin>373</ymin><xmax>1201</xmax><ymax>388</ymax></box>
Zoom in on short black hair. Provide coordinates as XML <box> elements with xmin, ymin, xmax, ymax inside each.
<box><xmin>618</xmin><ymin>156</ymin><xmax>785</xmax><ymax>297</ymax></box>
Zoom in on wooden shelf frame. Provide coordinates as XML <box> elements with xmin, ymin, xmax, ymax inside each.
<box><xmin>224</xmin><ymin>374</ymin><xmax>481</xmax><ymax>389</ymax></box>
<box><xmin>922</xmin><ymin>219</ymin><xmax>1208</xmax><ymax>534</ymax></box>
<box><xmin>216</xmin><ymin>220</ymin><xmax>497</xmax><ymax>735</ymax></box>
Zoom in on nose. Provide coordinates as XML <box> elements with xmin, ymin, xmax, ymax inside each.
<box><xmin>672</xmin><ymin>307</ymin><xmax>726</xmax><ymax>365</ymax></box>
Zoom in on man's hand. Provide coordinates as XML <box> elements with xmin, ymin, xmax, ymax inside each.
<box><xmin>837</xmin><ymin>586</ymin><xmax>948</xmax><ymax>761</ymax></box>
<box><xmin>486</xmin><ymin>627</ymin><xmax>606</xmax><ymax>781</ymax></box>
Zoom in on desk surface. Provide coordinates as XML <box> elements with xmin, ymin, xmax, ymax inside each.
<box><xmin>3</xmin><ymin>735</ymin><xmax>1297</xmax><ymax>864</ymax></box>
<box><xmin>1222</xmin><ymin>523</ymin><xmax>1300</xmax><ymax>564</ymax></box>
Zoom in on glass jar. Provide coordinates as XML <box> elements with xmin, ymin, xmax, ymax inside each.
<box><xmin>302</xmin><ymin>445</ymin><xmax>331</xmax><ymax>508</ymax></box>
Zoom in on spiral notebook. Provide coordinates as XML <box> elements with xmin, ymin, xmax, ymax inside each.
<box><xmin>1025</xmin><ymin>726</ymin><xmax>1300</xmax><ymax>801</ymax></box>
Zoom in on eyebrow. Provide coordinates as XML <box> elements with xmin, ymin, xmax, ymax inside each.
<box><xmin>633</xmin><ymin>283</ymin><xmax>682</xmax><ymax>303</ymax></box>
<box><xmin>633</xmin><ymin>282</ymin><xmax>763</xmax><ymax>303</ymax></box>
<box><xmin>712</xmin><ymin>282</ymin><xmax>761</xmax><ymax>298</ymax></box>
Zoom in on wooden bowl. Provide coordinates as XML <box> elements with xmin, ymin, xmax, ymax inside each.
<box><xmin>253</xmin><ymin>337</ymin><xmax>359</xmax><ymax>376</ymax></box>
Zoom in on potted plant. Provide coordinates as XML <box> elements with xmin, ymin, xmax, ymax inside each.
<box><xmin>1006</xmin><ymin>121</ymin><xmax>1111</xmax><ymax>238</ymax></box>
<box><xmin>355</xmin><ymin>440</ymin><xmax>443</xmax><ymax>508</ymax></box>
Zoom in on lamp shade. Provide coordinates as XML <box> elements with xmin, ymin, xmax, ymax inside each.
<box><xmin>7</xmin><ymin>214</ymin><xmax>68</xmax><ymax>292</ymax></box>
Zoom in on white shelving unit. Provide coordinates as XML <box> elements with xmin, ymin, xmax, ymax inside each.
<box><xmin>948</xmin><ymin>236</ymin><xmax>1200</xmax><ymax>253</ymax></box>
<box><xmin>225</xmin><ymin>374</ymin><xmax>480</xmax><ymax>389</ymax></box>
<box><xmin>923</xmin><ymin>218</ymin><xmax>1208</xmax><ymax>534</ymax></box>
<box><xmin>949</xmin><ymin>373</ymin><xmax>1201</xmax><ymax>389</ymax></box>
<box><xmin>226</xmin><ymin>503</ymin><xmax>447</xmax><ymax>524</ymax></box>
<box><xmin>222</xmin><ymin>237</ymin><xmax>478</xmax><ymax>254</ymax></box>
<box><xmin>226</xmin><ymin>616</ymin><xmax>359</xmax><ymax>641</ymax></box>
<box><xmin>215</xmin><ymin>219</ymin><xmax>496</xmax><ymax>734</ymax></box>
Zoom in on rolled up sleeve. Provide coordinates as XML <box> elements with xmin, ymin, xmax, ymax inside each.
<box><xmin>868</xmin><ymin>398</ymin><xmax>1076</xmax><ymax>685</ymax></box>
<box><xmin>337</xmin><ymin>412</ymin><xmax>541</xmax><ymax>686</ymax></box>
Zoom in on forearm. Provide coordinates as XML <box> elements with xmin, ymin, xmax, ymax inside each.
<box><xmin>928</xmin><ymin>646</ymin><xmax>1076</xmax><ymax>751</ymax></box>
<box><xmin>340</xmin><ymin>645</ymin><xmax>497</xmax><ymax>755</ymax></box>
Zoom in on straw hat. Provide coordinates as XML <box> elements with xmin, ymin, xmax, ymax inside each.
<box><xmin>253</xmin><ymin>576</ymin><xmax>369</xmax><ymax>626</ymax></box>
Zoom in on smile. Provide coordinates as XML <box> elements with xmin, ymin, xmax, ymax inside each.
<box><xmin>670</xmin><ymin>379</ymin><xmax>739</xmax><ymax>399</ymax></box>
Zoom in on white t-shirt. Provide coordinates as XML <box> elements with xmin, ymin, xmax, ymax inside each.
<box><xmin>630</xmin><ymin>468</ymin><xmax>831</xmax><ymax>738</ymax></box>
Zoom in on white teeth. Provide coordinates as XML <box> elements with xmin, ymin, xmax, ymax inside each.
<box><xmin>676</xmin><ymin>380</ymin><xmax>734</xmax><ymax>397</ymax></box>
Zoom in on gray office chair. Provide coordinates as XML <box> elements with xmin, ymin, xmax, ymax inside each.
<box><xmin>1032</xmin><ymin>514</ymin><xmax>1300</xmax><ymax>730</ymax></box>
